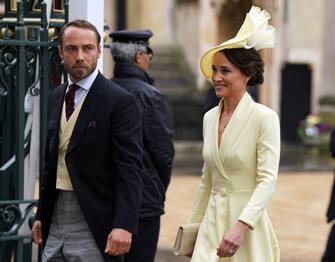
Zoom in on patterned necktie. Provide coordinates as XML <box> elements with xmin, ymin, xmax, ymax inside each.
<box><xmin>65</xmin><ymin>83</ymin><xmax>80</xmax><ymax>121</ymax></box>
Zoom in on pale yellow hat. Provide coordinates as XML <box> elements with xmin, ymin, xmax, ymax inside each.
<box><xmin>200</xmin><ymin>6</ymin><xmax>275</xmax><ymax>79</ymax></box>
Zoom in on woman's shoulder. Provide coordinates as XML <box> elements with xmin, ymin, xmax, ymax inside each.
<box><xmin>253</xmin><ymin>102</ymin><xmax>279</xmax><ymax>119</ymax></box>
<box><xmin>204</xmin><ymin>105</ymin><xmax>219</xmax><ymax>121</ymax></box>
<box><xmin>251</xmin><ymin>103</ymin><xmax>280</xmax><ymax>132</ymax></box>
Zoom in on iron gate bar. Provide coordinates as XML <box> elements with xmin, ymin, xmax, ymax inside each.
<box><xmin>0</xmin><ymin>40</ymin><xmax>58</xmax><ymax>46</ymax></box>
<box><xmin>0</xmin><ymin>200</ymin><xmax>37</xmax><ymax>238</ymax></box>
<box><xmin>15</xmin><ymin>0</ymin><xmax>25</xmax><ymax>211</ymax></box>
<box><xmin>40</xmin><ymin>1</ymin><xmax>51</xmax><ymax>174</ymax></box>
<box><xmin>0</xmin><ymin>141</ymin><xmax>30</xmax><ymax>175</ymax></box>
<box><xmin>0</xmin><ymin>234</ymin><xmax>33</xmax><ymax>242</ymax></box>
<box><xmin>0</xmin><ymin>200</ymin><xmax>38</xmax><ymax>205</ymax></box>
<box><xmin>15</xmin><ymin>2</ymin><xmax>28</xmax><ymax>260</ymax></box>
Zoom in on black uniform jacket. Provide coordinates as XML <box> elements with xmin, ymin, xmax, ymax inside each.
<box><xmin>112</xmin><ymin>62</ymin><xmax>174</xmax><ymax>218</ymax></box>
<box><xmin>327</xmin><ymin>126</ymin><xmax>335</xmax><ymax>222</ymax></box>
<box><xmin>36</xmin><ymin>72</ymin><xmax>143</xmax><ymax>261</ymax></box>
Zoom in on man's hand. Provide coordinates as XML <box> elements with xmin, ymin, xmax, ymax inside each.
<box><xmin>32</xmin><ymin>220</ymin><xmax>42</xmax><ymax>245</ymax></box>
<box><xmin>104</xmin><ymin>228</ymin><xmax>132</xmax><ymax>256</ymax></box>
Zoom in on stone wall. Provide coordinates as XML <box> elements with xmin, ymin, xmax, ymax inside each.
<box><xmin>103</xmin><ymin>0</ymin><xmax>116</xmax><ymax>78</ymax></box>
<box><xmin>284</xmin><ymin>0</ymin><xmax>324</xmax><ymax>113</ymax></box>
<box><xmin>174</xmin><ymin>1</ymin><xmax>200</xmax><ymax>84</ymax></box>
<box><xmin>127</xmin><ymin>0</ymin><xmax>174</xmax><ymax>46</ymax></box>
<box><xmin>320</xmin><ymin>0</ymin><xmax>335</xmax><ymax>105</ymax></box>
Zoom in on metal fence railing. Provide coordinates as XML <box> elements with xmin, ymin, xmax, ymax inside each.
<box><xmin>0</xmin><ymin>1</ymin><xmax>66</xmax><ymax>261</ymax></box>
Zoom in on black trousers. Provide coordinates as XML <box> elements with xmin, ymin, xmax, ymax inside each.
<box><xmin>124</xmin><ymin>216</ymin><xmax>160</xmax><ymax>262</ymax></box>
<box><xmin>321</xmin><ymin>223</ymin><xmax>335</xmax><ymax>262</ymax></box>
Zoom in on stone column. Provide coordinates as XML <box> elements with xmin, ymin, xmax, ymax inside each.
<box><xmin>197</xmin><ymin>0</ymin><xmax>219</xmax><ymax>88</ymax></box>
<box><xmin>254</xmin><ymin>0</ymin><xmax>284</xmax><ymax>112</ymax></box>
<box><xmin>103</xmin><ymin>0</ymin><xmax>116</xmax><ymax>78</ymax></box>
<box><xmin>68</xmin><ymin>0</ymin><xmax>104</xmax><ymax>71</ymax></box>
<box><xmin>320</xmin><ymin>0</ymin><xmax>335</xmax><ymax>98</ymax></box>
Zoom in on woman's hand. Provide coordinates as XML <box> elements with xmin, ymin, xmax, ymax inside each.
<box><xmin>216</xmin><ymin>220</ymin><xmax>251</xmax><ymax>257</ymax></box>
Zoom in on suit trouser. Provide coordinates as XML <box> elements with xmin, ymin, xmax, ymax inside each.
<box><xmin>42</xmin><ymin>190</ymin><xmax>105</xmax><ymax>262</ymax></box>
<box><xmin>124</xmin><ymin>216</ymin><xmax>160</xmax><ymax>262</ymax></box>
<box><xmin>321</xmin><ymin>223</ymin><xmax>335</xmax><ymax>262</ymax></box>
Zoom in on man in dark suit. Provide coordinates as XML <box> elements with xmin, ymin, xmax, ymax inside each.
<box><xmin>109</xmin><ymin>29</ymin><xmax>174</xmax><ymax>262</ymax></box>
<box><xmin>322</xmin><ymin>125</ymin><xmax>335</xmax><ymax>262</ymax></box>
<box><xmin>31</xmin><ymin>20</ymin><xmax>143</xmax><ymax>262</ymax></box>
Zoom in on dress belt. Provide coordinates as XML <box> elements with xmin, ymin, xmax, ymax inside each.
<box><xmin>211</xmin><ymin>187</ymin><xmax>253</xmax><ymax>195</ymax></box>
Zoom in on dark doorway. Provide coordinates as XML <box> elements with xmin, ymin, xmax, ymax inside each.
<box><xmin>280</xmin><ymin>63</ymin><xmax>312</xmax><ymax>143</ymax></box>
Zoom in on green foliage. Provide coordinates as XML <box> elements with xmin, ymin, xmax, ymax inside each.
<box><xmin>319</xmin><ymin>95</ymin><xmax>335</xmax><ymax>106</ymax></box>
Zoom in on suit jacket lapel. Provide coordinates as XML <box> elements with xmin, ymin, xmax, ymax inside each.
<box><xmin>53</xmin><ymin>83</ymin><xmax>67</xmax><ymax>126</ymax></box>
<box><xmin>219</xmin><ymin>92</ymin><xmax>254</xmax><ymax>165</ymax></box>
<box><xmin>207</xmin><ymin>105</ymin><xmax>229</xmax><ymax>179</ymax></box>
<box><xmin>45</xmin><ymin>83</ymin><xmax>66</xmax><ymax>160</ymax></box>
<box><xmin>67</xmin><ymin>72</ymin><xmax>103</xmax><ymax>153</ymax></box>
<box><xmin>50</xmin><ymin>83</ymin><xmax>66</xmax><ymax>136</ymax></box>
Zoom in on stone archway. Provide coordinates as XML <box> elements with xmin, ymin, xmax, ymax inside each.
<box><xmin>217</xmin><ymin>0</ymin><xmax>252</xmax><ymax>43</ymax></box>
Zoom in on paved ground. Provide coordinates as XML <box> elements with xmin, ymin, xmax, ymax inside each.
<box><xmin>155</xmin><ymin>169</ymin><xmax>335</xmax><ymax>262</ymax></box>
<box><xmin>30</xmin><ymin>169</ymin><xmax>334</xmax><ymax>262</ymax></box>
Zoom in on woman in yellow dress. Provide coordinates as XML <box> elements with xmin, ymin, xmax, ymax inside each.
<box><xmin>188</xmin><ymin>6</ymin><xmax>280</xmax><ymax>262</ymax></box>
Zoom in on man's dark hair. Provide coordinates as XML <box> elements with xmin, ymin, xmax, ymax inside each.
<box><xmin>221</xmin><ymin>48</ymin><xmax>264</xmax><ymax>86</ymax></box>
<box><xmin>58</xmin><ymin>19</ymin><xmax>101</xmax><ymax>46</ymax></box>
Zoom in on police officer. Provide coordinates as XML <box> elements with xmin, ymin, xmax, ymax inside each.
<box><xmin>109</xmin><ymin>29</ymin><xmax>175</xmax><ymax>262</ymax></box>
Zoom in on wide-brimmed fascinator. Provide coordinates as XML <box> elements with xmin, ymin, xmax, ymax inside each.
<box><xmin>200</xmin><ymin>6</ymin><xmax>275</xmax><ymax>79</ymax></box>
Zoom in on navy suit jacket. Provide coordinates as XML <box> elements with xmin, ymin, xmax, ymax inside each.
<box><xmin>112</xmin><ymin>62</ymin><xmax>174</xmax><ymax>218</ymax></box>
<box><xmin>36</xmin><ymin>72</ymin><xmax>143</xmax><ymax>261</ymax></box>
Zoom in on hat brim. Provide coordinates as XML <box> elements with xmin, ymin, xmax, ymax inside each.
<box><xmin>199</xmin><ymin>6</ymin><xmax>275</xmax><ymax>80</ymax></box>
<box><xmin>200</xmin><ymin>41</ymin><xmax>247</xmax><ymax>80</ymax></box>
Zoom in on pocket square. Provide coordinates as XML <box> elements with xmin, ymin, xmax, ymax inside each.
<box><xmin>88</xmin><ymin>120</ymin><xmax>97</xmax><ymax>128</ymax></box>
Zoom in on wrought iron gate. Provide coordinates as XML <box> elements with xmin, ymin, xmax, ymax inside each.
<box><xmin>0</xmin><ymin>0</ymin><xmax>66</xmax><ymax>261</ymax></box>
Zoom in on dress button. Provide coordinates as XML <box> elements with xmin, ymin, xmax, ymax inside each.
<box><xmin>220</xmin><ymin>188</ymin><xmax>227</xmax><ymax>194</ymax></box>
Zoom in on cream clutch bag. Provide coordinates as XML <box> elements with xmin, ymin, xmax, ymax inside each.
<box><xmin>173</xmin><ymin>223</ymin><xmax>200</xmax><ymax>256</ymax></box>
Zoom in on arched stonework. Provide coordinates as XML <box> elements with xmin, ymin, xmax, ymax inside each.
<box><xmin>217</xmin><ymin>0</ymin><xmax>252</xmax><ymax>43</ymax></box>
<box><xmin>252</xmin><ymin>0</ymin><xmax>278</xmax><ymax>109</ymax></box>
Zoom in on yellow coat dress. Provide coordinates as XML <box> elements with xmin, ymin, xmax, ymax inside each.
<box><xmin>189</xmin><ymin>92</ymin><xmax>280</xmax><ymax>262</ymax></box>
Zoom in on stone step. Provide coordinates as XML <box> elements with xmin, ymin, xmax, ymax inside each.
<box><xmin>150</xmin><ymin>45</ymin><xmax>195</xmax><ymax>88</ymax></box>
<box><xmin>150</xmin><ymin>55</ymin><xmax>180</xmax><ymax>68</ymax></box>
<box><xmin>172</xmin><ymin>140</ymin><xmax>203</xmax><ymax>169</ymax></box>
<box><xmin>150</xmin><ymin>45</ymin><xmax>202</xmax><ymax>140</ymax></box>
<box><xmin>149</xmin><ymin>68</ymin><xmax>187</xmax><ymax>79</ymax></box>
<box><xmin>168</xmin><ymin>96</ymin><xmax>203</xmax><ymax>140</ymax></box>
